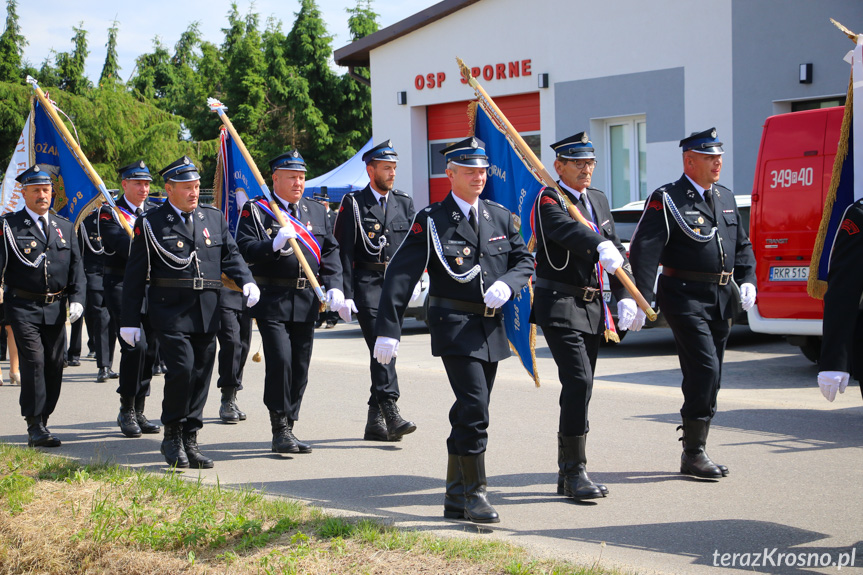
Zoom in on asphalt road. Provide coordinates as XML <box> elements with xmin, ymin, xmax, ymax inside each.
<box><xmin>1</xmin><ymin>320</ymin><xmax>861</xmax><ymax>575</ymax></box>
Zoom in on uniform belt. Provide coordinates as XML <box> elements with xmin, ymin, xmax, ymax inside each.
<box><xmin>149</xmin><ymin>278</ymin><xmax>222</xmax><ymax>290</ymax></box>
<box><xmin>662</xmin><ymin>266</ymin><xmax>733</xmax><ymax>286</ymax></box>
<box><xmin>253</xmin><ymin>276</ymin><xmax>311</xmax><ymax>289</ymax></box>
<box><xmin>428</xmin><ymin>296</ymin><xmax>498</xmax><ymax>317</ymax></box>
<box><xmin>354</xmin><ymin>261</ymin><xmax>387</xmax><ymax>272</ymax></box>
<box><xmin>104</xmin><ymin>266</ymin><xmax>126</xmax><ymax>277</ymax></box>
<box><xmin>535</xmin><ymin>278</ymin><xmax>600</xmax><ymax>302</ymax></box>
<box><xmin>9</xmin><ymin>288</ymin><xmax>66</xmax><ymax>304</ymax></box>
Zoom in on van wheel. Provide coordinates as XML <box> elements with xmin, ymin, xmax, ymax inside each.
<box><xmin>797</xmin><ymin>337</ymin><xmax>822</xmax><ymax>364</ymax></box>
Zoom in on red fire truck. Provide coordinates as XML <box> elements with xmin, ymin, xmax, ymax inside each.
<box><xmin>747</xmin><ymin>106</ymin><xmax>844</xmax><ymax>362</ymax></box>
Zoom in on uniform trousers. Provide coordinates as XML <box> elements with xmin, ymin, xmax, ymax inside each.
<box><xmin>257</xmin><ymin>319</ymin><xmax>315</xmax><ymax>420</ymax></box>
<box><xmin>13</xmin><ymin>321</ymin><xmax>65</xmax><ymax>418</ymax></box>
<box><xmin>217</xmin><ymin>307</ymin><xmax>252</xmax><ymax>391</ymax></box>
<box><xmin>106</xmin><ymin>277</ymin><xmax>156</xmax><ymax>398</ymax></box>
<box><xmin>85</xmin><ymin>287</ymin><xmax>114</xmax><ymax>369</ymax></box>
<box><xmin>155</xmin><ymin>330</ymin><xmax>217</xmax><ymax>432</ymax></box>
<box><xmin>67</xmin><ymin>315</ymin><xmax>84</xmax><ymax>360</ymax></box>
<box><xmin>664</xmin><ymin>312</ymin><xmax>731</xmax><ymax>421</ymax></box>
<box><xmin>356</xmin><ymin>307</ymin><xmax>400</xmax><ymax>405</ymax></box>
<box><xmin>542</xmin><ymin>325</ymin><xmax>601</xmax><ymax>436</ymax></box>
<box><xmin>441</xmin><ymin>355</ymin><xmax>498</xmax><ymax>456</ymax></box>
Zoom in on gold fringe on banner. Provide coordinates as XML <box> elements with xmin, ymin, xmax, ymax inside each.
<box><xmin>807</xmin><ymin>72</ymin><xmax>854</xmax><ymax>300</ymax></box>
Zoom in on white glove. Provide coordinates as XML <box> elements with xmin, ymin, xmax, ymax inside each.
<box><xmin>817</xmin><ymin>371</ymin><xmax>850</xmax><ymax>402</ymax></box>
<box><xmin>740</xmin><ymin>282</ymin><xmax>756</xmax><ymax>311</ymax></box>
<box><xmin>597</xmin><ymin>240</ymin><xmax>624</xmax><ymax>274</ymax></box>
<box><xmin>483</xmin><ymin>280</ymin><xmax>512</xmax><ymax>309</ymax></box>
<box><xmin>338</xmin><ymin>299</ymin><xmax>358</xmax><ymax>323</ymax></box>
<box><xmin>120</xmin><ymin>327</ymin><xmax>141</xmax><ymax>347</ymax></box>
<box><xmin>373</xmin><ymin>336</ymin><xmax>399</xmax><ymax>365</ymax></box>
<box><xmin>326</xmin><ymin>288</ymin><xmax>345</xmax><ymax>311</ymax></box>
<box><xmin>242</xmin><ymin>283</ymin><xmax>260</xmax><ymax>307</ymax></box>
<box><xmin>68</xmin><ymin>302</ymin><xmax>84</xmax><ymax>323</ymax></box>
<box><xmin>410</xmin><ymin>281</ymin><xmax>423</xmax><ymax>302</ymax></box>
<box><xmin>630</xmin><ymin>308</ymin><xmax>647</xmax><ymax>332</ymax></box>
<box><xmin>272</xmin><ymin>226</ymin><xmax>297</xmax><ymax>252</ymax></box>
<box><xmin>616</xmin><ymin>298</ymin><xmax>637</xmax><ymax>331</ymax></box>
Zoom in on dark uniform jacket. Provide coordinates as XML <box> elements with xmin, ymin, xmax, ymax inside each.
<box><xmin>79</xmin><ymin>208</ymin><xmax>106</xmax><ymax>292</ymax></box>
<box><xmin>629</xmin><ymin>175</ymin><xmax>756</xmax><ymax>320</ymax></box>
<box><xmin>376</xmin><ymin>192</ymin><xmax>534</xmax><ymax>362</ymax></box>
<box><xmin>334</xmin><ymin>185</ymin><xmax>415</xmax><ymax>309</ymax></box>
<box><xmin>0</xmin><ymin>209</ymin><xmax>84</xmax><ymax>324</ymax></box>
<box><xmin>235</xmin><ymin>196</ymin><xmax>342</xmax><ymax>323</ymax></box>
<box><xmin>121</xmin><ymin>202</ymin><xmax>253</xmax><ymax>333</ymax></box>
<box><xmin>99</xmin><ymin>196</ymin><xmax>160</xmax><ymax>277</ymax></box>
<box><xmin>820</xmin><ymin>200</ymin><xmax>863</xmax><ymax>374</ymax></box>
<box><xmin>530</xmin><ymin>185</ymin><xmax>630</xmax><ymax>333</ymax></box>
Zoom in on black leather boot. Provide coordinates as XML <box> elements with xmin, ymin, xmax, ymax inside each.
<box><xmin>363</xmin><ymin>404</ymin><xmax>390</xmax><ymax>441</ymax></box>
<box><xmin>270</xmin><ymin>411</ymin><xmax>298</xmax><ymax>453</ymax></box>
<box><xmin>679</xmin><ymin>419</ymin><xmax>727</xmax><ymax>478</ymax></box>
<box><xmin>134</xmin><ymin>396</ymin><xmax>161</xmax><ymax>434</ymax></box>
<box><xmin>219</xmin><ymin>388</ymin><xmax>240</xmax><ymax>424</ymax></box>
<box><xmin>557</xmin><ymin>433</ymin><xmax>608</xmax><ymax>497</ymax></box>
<box><xmin>26</xmin><ymin>416</ymin><xmax>61</xmax><ymax>448</ymax></box>
<box><xmin>160</xmin><ymin>424</ymin><xmax>189</xmax><ymax>468</ymax></box>
<box><xmin>561</xmin><ymin>435</ymin><xmax>603</xmax><ymax>500</ymax></box>
<box><xmin>183</xmin><ymin>430</ymin><xmax>214</xmax><ymax>469</ymax></box>
<box><xmin>379</xmin><ymin>399</ymin><xmax>416</xmax><ymax>441</ymax></box>
<box><xmin>233</xmin><ymin>389</ymin><xmax>246</xmax><ymax>421</ymax></box>
<box><xmin>117</xmin><ymin>396</ymin><xmax>142</xmax><ymax>438</ymax></box>
<box><xmin>459</xmin><ymin>453</ymin><xmax>500</xmax><ymax>523</ymax></box>
<box><xmin>97</xmin><ymin>367</ymin><xmax>110</xmax><ymax>382</ymax></box>
<box><xmin>287</xmin><ymin>420</ymin><xmax>312</xmax><ymax>453</ymax></box>
<box><xmin>443</xmin><ymin>454</ymin><xmax>465</xmax><ymax>519</ymax></box>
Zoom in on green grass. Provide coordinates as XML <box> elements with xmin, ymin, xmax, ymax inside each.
<box><xmin>0</xmin><ymin>442</ymin><xmax>627</xmax><ymax>575</ymax></box>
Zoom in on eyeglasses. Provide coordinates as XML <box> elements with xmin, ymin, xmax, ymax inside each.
<box><xmin>571</xmin><ymin>159</ymin><xmax>597</xmax><ymax>170</ymax></box>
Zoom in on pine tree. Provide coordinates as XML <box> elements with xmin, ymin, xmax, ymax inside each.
<box><xmin>36</xmin><ymin>50</ymin><xmax>62</xmax><ymax>87</ymax></box>
<box><xmin>99</xmin><ymin>20</ymin><xmax>121</xmax><ymax>88</ymax></box>
<box><xmin>55</xmin><ymin>23</ymin><xmax>92</xmax><ymax>95</ymax></box>
<box><xmin>340</xmin><ymin>0</ymin><xmax>378</xmax><ymax>150</ymax></box>
<box><xmin>0</xmin><ymin>0</ymin><xmax>26</xmax><ymax>83</ymax></box>
<box><xmin>130</xmin><ymin>36</ymin><xmax>178</xmax><ymax>107</ymax></box>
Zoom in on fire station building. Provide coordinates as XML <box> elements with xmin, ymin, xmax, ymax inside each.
<box><xmin>334</xmin><ymin>0</ymin><xmax>861</xmax><ymax>209</ymax></box>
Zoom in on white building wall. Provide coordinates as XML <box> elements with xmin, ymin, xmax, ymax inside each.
<box><xmin>368</xmin><ymin>0</ymin><xmax>735</xmax><ymax>207</ymax></box>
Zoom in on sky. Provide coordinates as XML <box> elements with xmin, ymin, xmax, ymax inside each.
<box><xmin>14</xmin><ymin>0</ymin><xmax>440</xmax><ymax>83</ymax></box>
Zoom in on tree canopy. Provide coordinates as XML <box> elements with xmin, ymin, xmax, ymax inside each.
<box><xmin>0</xmin><ymin>0</ymin><xmax>378</xmax><ymax>187</ymax></box>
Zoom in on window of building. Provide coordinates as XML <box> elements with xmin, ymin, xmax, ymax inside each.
<box><xmin>791</xmin><ymin>97</ymin><xmax>846</xmax><ymax>112</ymax></box>
<box><xmin>605</xmin><ymin>116</ymin><xmax>647</xmax><ymax>208</ymax></box>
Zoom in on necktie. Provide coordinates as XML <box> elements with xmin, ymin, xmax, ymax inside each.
<box><xmin>289</xmin><ymin>203</ymin><xmax>298</xmax><ymax>219</ymax></box>
<box><xmin>578</xmin><ymin>193</ymin><xmax>594</xmax><ymax>223</ymax></box>
<box><xmin>40</xmin><ymin>216</ymin><xmax>49</xmax><ymax>241</ymax></box>
<box><xmin>704</xmin><ymin>187</ymin><xmax>714</xmax><ymax>212</ymax></box>
<box><xmin>468</xmin><ymin>207</ymin><xmax>478</xmax><ymax>236</ymax></box>
<box><xmin>135</xmin><ymin>207</ymin><xmax>143</xmax><ymax>217</ymax></box>
<box><xmin>183</xmin><ymin>211</ymin><xmax>194</xmax><ymax>236</ymax></box>
<box><xmin>379</xmin><ymin>196</ymin><xmax>387</xmax><ymax>217</ymax></box>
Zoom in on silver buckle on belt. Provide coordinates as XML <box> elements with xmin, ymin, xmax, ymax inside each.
<box><xmin>295</xmin><ymin>278</ymin><xmax>308</xmax><ymax>289</ymax></box>
<box><xmin>719</xmin><ymin>272</ymin><xmax>732</xmax><ymax>286</ymax></box>
<box><xmin>44</xmin><ymin>293</ymin><xmax>58</xmax><ymax>304</ymax></box>
<box><xmin>582</xmin><ymin>288</ymin><xmax>598</xmax><ymax>302</ymax></box>
<box><xmin>483</xmin><ymin>306</ymin><xmax>496</xmax><ymax>317</ymax></box>
<box><xmin>193</xmin><ymin>277</ymin><xmax>204</xmax><ymax>290</ymax></box>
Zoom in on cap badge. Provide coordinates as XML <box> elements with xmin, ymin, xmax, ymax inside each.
<box><xmin>386</xmin><ymin>139</ymin><xmax>392</xmax><ymax>147</ymax></box>
<box><xmin>139</xmin><ymin>161</ymin><xmax>145</xmax><ymax>168</ymax></box>
<box><xmin>470</xmin><ymin>139</ymin><xmax>478</xmax><ymax>148</ymax></box>
<box><xmin>292</xmin><ymin>150</ymin><xmax>299</xmax><ymax>158</ymax></box>
<box><xmin>183</xmin><ymin>157</ymin><xmax>190</xmax><ymax>165</ymax></box>
<box><xmin>581</xmin><ymin>133</ymin><xmax>589</xmax><ymax>143</ymax></box>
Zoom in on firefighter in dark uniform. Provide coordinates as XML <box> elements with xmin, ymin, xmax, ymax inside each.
<box><xmin>627</xmin><ymin>128</ymin><xmax>757</xmax><ymax>478</ymax></box>
<box><xmin>120</xmin><ymin>156</ymin><xmax>259</xmax><ymax>468</ymax></box>
<box><xmin>235</xmin><ymin>150</ymin><xmax>344</xmax><ymax>455</ymax></box>
<box><xmin>78</xmin><ymin>204</ymin><xmax>117</xmax><ymax>382</ymax></box>
<box><xmin>374</xmin><ymin>137</ymin><xmax>533</xmax><ymax>524</ymax></box>
<box><xmin>531</xmin><ymin>132</ymin><xmax>629</xmax><ymax>500</ymax></box>
<box><xmin>100</xmin><ymin>161</ymin><xmax>161</xmax><ymax>438</ymax></box>
<box><xmin>1</xmin><ymin>165</ymin><xmax>85</xmax><ymax>447</ymax></box>
<box><xmin>334</xmin><ymin>140</ymin><xmax>418</xmax><ymax>442</ymax></box>
<box><xmin>817</xmin><ymin>199</ymin><xmax>863</xmax><ymax>402</ymax></box>
<box><xmin>215</xmin><ymin>283</ymin><xmax>252</xmax><ymax>423</ymax></box>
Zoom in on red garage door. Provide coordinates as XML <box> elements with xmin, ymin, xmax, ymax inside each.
<box><xmin>427</xmin><ymin>92</ymin><xmax>540</xmax><ymax>204</ymax></box>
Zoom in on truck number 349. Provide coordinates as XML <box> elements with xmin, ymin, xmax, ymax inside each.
<box><xmin>770</xmin><ymin>167</ymin><xmax>814</xmax><ymax>188</ymax></box>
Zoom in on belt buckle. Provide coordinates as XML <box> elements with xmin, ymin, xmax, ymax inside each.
<box><xmin>193</xmin><ymin>277</ymin><xmax>204</xmax><ymax>290</ymax></box>
<box><xmin>719</xmin><ymin>272</ymin><xmax>731</xmax><ymax>286</ymax></box>
<box><xmin>44</xmin><ymin>293</ymin><xmax>56</xmax><ymax>304</ymax></box>
<box><xmin>296</xmin><ymin>278</ymin><xmax>308</xmax><ymax>289</ymax></box>
<box><xmin>483</xmin><ymin>306</ymin><xmax>496</xmax><ymax>317</ymax></box>
<box><xmin>582</xmin><ymin>288</ymin><xmax>597</xmax><ymax>302</ymax></box>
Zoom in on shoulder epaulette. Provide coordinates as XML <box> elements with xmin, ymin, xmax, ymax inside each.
<box><xmin>715</xmin><ymin>183</ymin><xmax>732</xmax><ymax>193</ymax></box>
<box><xmin>392</xmin><ymin>189</ymin><xmax>410</xmax><ymax>198</ymax></box>
<box><xmin>52</xmin><ymin>213</ymin><xmax>71</xmax><ymax>223</ymax></box>
<box><xmin>200</xmin><ymin>204</ymin><xmax>221</xmax><ymax>212</ymax></box>
<box><xmin>482</xmin><ymin>198</ymin><xmax>508</xmax><ymax>211</ymax></box>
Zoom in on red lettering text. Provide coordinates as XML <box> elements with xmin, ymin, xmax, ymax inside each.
<box><xmin>482</xmin><ymin>65</ymin><xmax>493</xmax><ymax>81</ymax></box>
<box><xmin>415</xmin><ymin>74</ymin><xmax>425</xmax><ymax>90</ymax></box>
<box><xmin>522</xmin><ymin>59</ymin><xmax>532</xmax><ymax>76</ymax></box>
<box><xmin>436</xmin><ymin>71</ymin><xmax>446</xmax><ymax>88</ymax></box>
<box><xmin>496</xmin><ymin>63</ymin><xmax>506</xmax><ymax>79</ymax></box>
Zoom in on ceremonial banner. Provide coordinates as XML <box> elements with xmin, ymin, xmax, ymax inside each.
<box><xmin>213</xmin><ymin>126</ymin><xmax>261</xmax><ymax>237</ymax></box>
<box><xmin>470</xmin><ymin>102</ymin><xmax>542</xmax><ymax>386</ymax></box>
<box><xmin>809</xmin><ymin>36</ymin><xmax>863</xmax><ymax>299</ymax></box>
<box><xmin>0</xmin><ymin>106</ymin><xmax>33</xmax><ymax>215</ymax></box>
